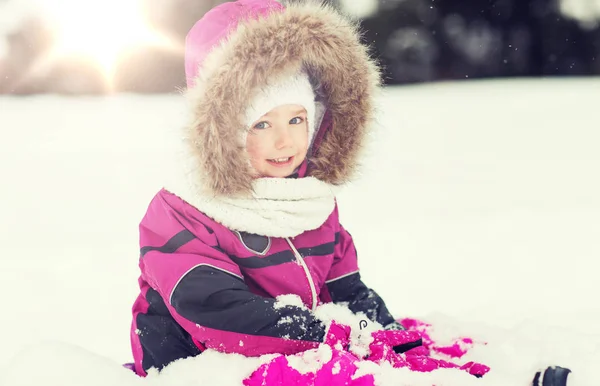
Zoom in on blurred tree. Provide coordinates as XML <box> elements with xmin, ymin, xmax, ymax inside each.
<box><xmin>142</xmin><ymin>0</ymin><xmax>227</xmax><ymax>41</ymax></box>
<box><xmin>1</xmin><ymin>0</ymin><xmax>598</xmax><ymax>94</ymax></box>
<box><xmin>0</xmin><ymin>15</ymin><xmax>107</xmax><ymax>94</ymax></box>
<box><xmin>109</xmin><ymin>0</ymin><xmax>228</xmax><ymax>93</ymax></box>
<box><xmin>538</xmin><ymin>7</ymin><xmax>599</xmax><ymax>75</ymax></box>
<box><xmin>113</xmin><ymin>45</ymin><xmax>185</xmax><ymax>93</ymax></box>
<box><xmin>0</xmin><ymin>16</ymin><xmax>54</xmax><ymax>94</ymax></box>
<box><xmin>358</xmin><ymin>0</ymin><xmax>600</xmax><ymax>84</ymax></box>
<box><xmin>39</xmin><ymin>56</ymin><xmax>107</xmax><ymax>95</ymax></box>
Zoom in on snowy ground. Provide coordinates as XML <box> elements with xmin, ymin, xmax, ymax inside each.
<box><xmin>0</xmin><ymin>77</ymin><xmax>599</xmax><ymax>385</ymax></box>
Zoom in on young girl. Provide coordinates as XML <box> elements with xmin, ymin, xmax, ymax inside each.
<box><xmin>129</xmin><ymin>0</ymin><xmax>404</xmax><ymax>376</ymax></box>
<box><xmin>127</xmin><ymin>2</ymin><xmax>574</xmax><ymax>384</ymax></box>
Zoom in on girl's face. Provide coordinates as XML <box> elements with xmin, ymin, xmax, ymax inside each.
<box><xmin>246</xmin><ymin>104</ymin><xmax>309</xmax><ymax>178</ymax></box>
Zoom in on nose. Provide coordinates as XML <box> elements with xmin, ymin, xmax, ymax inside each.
<box><xmin>274</xmin><ymin>127</ymin><xmax>293</xmax><ymax>149</ymax></box>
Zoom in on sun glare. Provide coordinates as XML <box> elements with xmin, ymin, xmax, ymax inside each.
<box><xmin>40</xmin><ymin>0</ymin><xmax>169</xmax><ymax>75</ymax></box>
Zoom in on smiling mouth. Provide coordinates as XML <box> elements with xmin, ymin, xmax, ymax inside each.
<box><xmin>267</xmin><ymin>156</ymin><xmax>294</xmax><ymax>166</ymax></box>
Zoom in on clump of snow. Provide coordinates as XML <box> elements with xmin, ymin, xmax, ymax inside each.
<box><xmin>149</xmin><ymin>350</ymin><xmax>272</xmax><ymax>386</ymax></box>
<box><xmin>315</xmin><ymin>301</ymin><xmax>380</xmax><ymax>330</ymax></box>
<box><xmin>276</xmin><ymin>316</ymin><xmax>294</xmax><ymax>326</ymax></box>
<box><xmin>331</xmin><ymin>361</ymin><xmax>342</xmax><ymax>375</ymax></box>
<box><xmin>286</xmin><ymin>345</ymin><xmax>333</xmax><ymax>375</ymax></box>
<box><xmin>315</xmin><ymin>302</ymin><xmax>381</xmax><ymax>358</ymax></box>
<box><xmin>274</xmin><ymin>294</ymin><xmax>306</xmax><ymax>309</ymax></box>
<box><xmin>1</xmin><ymin>341</ymin><xmax>142</xmax><ymax>386</ymax></box>
<box><xmin>357</xmin><ymin>362</ymin><xmax>488</xmax><ymax>386</ymax></box>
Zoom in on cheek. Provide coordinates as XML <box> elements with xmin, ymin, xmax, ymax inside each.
<box><xmin>246</xmin><ymin>133</ymin><xmax>265</xmax><ymax>159</ymax></box>
<box><xmin>294</xmin><ymin>126</ymin><xmax>309</xmax><ymax>151</ymax></box>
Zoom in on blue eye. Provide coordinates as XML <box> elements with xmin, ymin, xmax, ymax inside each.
<box><xmin>290</xmin><ymin>117</ymin><xmax>304</xmax><ymax>125</ymax></box>
<box><xmin>254</xmin><ymin>121</ymin><xmax>269</xmax><ymax>129</ymax></box>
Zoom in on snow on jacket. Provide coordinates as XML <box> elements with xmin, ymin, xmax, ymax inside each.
<box><xmin>130</xmin><ymin>0</ymin><xmax>395</xmax><ymax>376</ymax></box>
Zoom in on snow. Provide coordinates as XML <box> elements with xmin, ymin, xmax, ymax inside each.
<box><xmin>1</xmin><ymin>77</ymin><xmax>600</xmax><ymax>385</ymax></box>
<box><xmin>287</xmin><ymin>345</ymin><xmax>333</xmax><ymax>375</ymax></box>
<box><xmin>314</xmin><ymin>302</ymin><xmax>379</xmax><ymax>358</ymax></box>
<box><xmin>274</xmin><ymin>294</ymin><xmax>307</xmax><ymax>310</ymax></box>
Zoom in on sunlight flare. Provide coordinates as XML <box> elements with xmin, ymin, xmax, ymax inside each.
<box><xmin>40</xmin><ymin>0</ymin><xmax>170</xmax><ymax>74</ymax></box>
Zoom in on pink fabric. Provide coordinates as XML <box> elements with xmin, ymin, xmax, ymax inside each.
<box><xmin>324</xmin><ymin>321</ymin><xmax>351</xmax><ymax>350</ymax></box>
<box><xmin>366</xmin><ymin>325</ymin><xmax>489</xmax><ymax>376</ymax></box>
<box><xmin>137</xmin><ymin>188</ymin><xmax>356</xmax><ymax>306</ymax></box>
<box><xmin>185</xmin><ymin>0</ymin><xmax>284</xmax><ymax>88</ymax></box>
<box><xmin>367</xmin><ymin>329</ymin><xmax>422</xmax><ymax>363</ymax></box>
<box><xmin>243</xmin><ymin>319</ymin><xmax>490</xmax><ymax>385</ymax></box>
<box><xmin>398</xmin><ymin>318</ymin><xmax>490</xmax><ymax>377</ymax></box>
<box><xmin>400</xmin><ymin>318</ymin><xmax>486</xmax><ymax>361</ymax></box>
<box><xmin>244</xmin><ymin>350</ymin><xmax>375</xmax><ymax>386</ymax></box>
<box><xmin>130</xmin><ymin>189</ymin><xmax>359</xmax><ymax>375</ymax></box>
<box><xmin>244</xmin><ymin>356</ymin><xmax>314</xmax><ymax>386</ymax></box>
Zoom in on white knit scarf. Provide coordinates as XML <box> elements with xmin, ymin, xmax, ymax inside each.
<box><xmin>164</xmin><ymin>176</ymin><xmax>336</xmax><ymax>238</ymax></box>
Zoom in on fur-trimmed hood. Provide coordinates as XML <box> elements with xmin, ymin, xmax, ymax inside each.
<box><xmin>183</xmin><ymin>0</ymin><xmax>380</xmax><ymax>197</ymax></box>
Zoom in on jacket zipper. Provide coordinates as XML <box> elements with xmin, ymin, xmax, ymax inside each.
<box><xmin>285</xmin><ymin>237</ymin><xmax>318</xmax><ymax>311</ymax></box>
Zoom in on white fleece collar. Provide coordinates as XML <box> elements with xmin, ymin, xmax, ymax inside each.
<box><xmin>165</xmin><ymin>175</ymin><xmax>336</xmax><ymax>238</ymax></box>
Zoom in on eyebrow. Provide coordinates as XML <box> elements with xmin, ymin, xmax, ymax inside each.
<box><xmin>263</xmin><ymin>108</ymin><xmax>307</xmax><ymax>117</ymax></box>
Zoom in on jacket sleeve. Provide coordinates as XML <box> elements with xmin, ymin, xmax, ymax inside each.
<box><xmin>325</xmin><ymin>224</ymin><xmax>403</xmax><ymax>330</ymax></box>
<box><xmin>140</xmin><ymin>206</ymin><xmax>326</xmax><ymax>357</ymax></box>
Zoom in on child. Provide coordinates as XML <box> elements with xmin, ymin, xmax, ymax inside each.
<box><xmin>129</xmin><ymin>0</ymin><xmax>404</xmax><ymax>376</ymax></box>
<box><xmin>127</xmin><ymin>2</ymin><xmax>575</xmax><ymax>384</ymax></box>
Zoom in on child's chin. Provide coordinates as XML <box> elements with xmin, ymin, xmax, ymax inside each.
<box><xmin>261</xmin><ymin>165</ymin><xmax>296</xmax><ymax>178</ymax></box>
<box><xmin>267</xmin><ymin>170</ymin><xmax>293</xmax><ymax>178</ymax></box>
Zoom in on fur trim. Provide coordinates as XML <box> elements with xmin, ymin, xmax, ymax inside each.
<box><xmin>185</xmin><ymin>0</ymin><xmax>381</xmax><ymax>197</ymax></box>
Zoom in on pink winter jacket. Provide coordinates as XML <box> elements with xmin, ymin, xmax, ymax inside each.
<box><xmin>130</xmin><ymin>184</ymin><xmax>400</xmax><ymax>375</ymax></box>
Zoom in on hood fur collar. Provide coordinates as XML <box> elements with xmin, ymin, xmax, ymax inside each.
<box><xmin>184</xmin><ymin>0</ymin><xmax>381</xmax><ymax>197</ymax></box>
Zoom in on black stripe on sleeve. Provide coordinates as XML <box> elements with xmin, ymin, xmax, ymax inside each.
<box><xmin>171</xmin><ymin>265</ymin><xmax>325</xmax><ymax>342</ymax></box>
<box><xmin>140</xmin><ymin>230</ymin><xmax>196</xmax><ymax>257</ymax></box>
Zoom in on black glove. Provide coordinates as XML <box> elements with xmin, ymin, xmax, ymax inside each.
<box><xmin>533</xmin><ymin>366</ymin><xmax>571</xmax><ymax>386</ymax></box>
